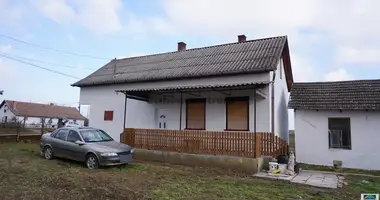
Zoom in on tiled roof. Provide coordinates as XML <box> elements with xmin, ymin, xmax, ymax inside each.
<box><xmin>116</xmin><ymin>81</ymin><xmax>270</xmax><ymax>93</ymax></box>
<box><xmin>72</xmin><ymin>36</ymin><xmax>291</xmax><ymax>87</ymax></box>
<box><xmin>1</xmin><ymin>100</ymin><xmax>87</xmax><ymax>120</ymax></box>
<box><xmin>288</xmin><ymin>80</ymin><xmax>380</xmax><ymax>110</ymax></box>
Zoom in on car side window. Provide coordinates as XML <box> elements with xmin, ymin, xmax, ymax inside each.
<box><xmin>67</xmin><ymin>130</ymin><xmax>82</xmax><ymax>143</ymax></box>
<box><xmin>55</xmin><ymin>129</ymin><xmax>69</xmax><ymax>141</ymax></box>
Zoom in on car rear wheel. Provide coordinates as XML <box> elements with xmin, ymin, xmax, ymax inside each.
<box><xmin>44</xmin><ymin>146</ymin><xmax>53</xmax><ymax>160</ymax></box>
<box><xmin>85</xmin><ymin>154</ymin><xmax>99</xmax><ymax>169</ymax></box>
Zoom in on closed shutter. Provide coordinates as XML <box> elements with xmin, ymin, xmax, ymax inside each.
<box><xmin>186</xmin><ymin>99</ymin><xmax>206</xmax><ymax>129</ymax></box>
<box><xmin>226</xmin><ymin>97</ymin><xmax>249</xmax><ymax>131</ymax></box>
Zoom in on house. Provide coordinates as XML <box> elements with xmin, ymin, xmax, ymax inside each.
<box><xmin>72</xmin><ymin>35</ymin><xmax>294</xmax><ymax>142</ymax></box>
<box><xmin>0</xmin><ymin>100</ymin><xmax>87</xmax><ymax>128</ymax></box>
<box><xmin>288</xmin><ymin>80</ymin><xmax>380</xmax><ymax>170</ymax></box>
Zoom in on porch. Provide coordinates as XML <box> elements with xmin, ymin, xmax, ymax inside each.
<box><xmin>116</xmin><ymin>81</ymin><xmax>273</xmax><ymax>133</ymax></box>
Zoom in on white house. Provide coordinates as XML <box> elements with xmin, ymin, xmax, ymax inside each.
<box><xmin>289</xmin><ymin>80</ymin><xmax>380</xmax><ymax>170</ymax></box>
<box><xmin>0</xmin><ymin>100</ymin><xmax>87</xmax><ymax>128</ymax></box>
<box><xmin>72</xmin><ymin>35</ymin><xmax>294</xmax><ymax>143</ymax></box>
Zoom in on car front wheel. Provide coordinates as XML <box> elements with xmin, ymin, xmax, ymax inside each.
<box><xmin>44</xmin><ymin>146</ymin><xmax>53</xmax><ymax>160</ymax></box>
<box><xmin>85</xmin><ymin>154</ymin><xmax>99</xmax><ymax>169</ymax></box>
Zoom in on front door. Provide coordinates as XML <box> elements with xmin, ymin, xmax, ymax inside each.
<box><xmin>158</xmin><ymin>109</ymin><xmax>169</xmax><ymax>129</ymax></box>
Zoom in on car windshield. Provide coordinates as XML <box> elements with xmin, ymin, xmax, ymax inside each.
<box><xmin>79</xmin><ymin>129</ymin><xmax>113</xmax><ymax>143</ymax></box>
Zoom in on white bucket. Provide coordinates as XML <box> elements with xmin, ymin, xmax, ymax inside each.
<box><xmin>268</xmin><ymin>162</ymin><xmax>278</xmax><ymax>172</ymax></box>
<box><xmin>278</xmin><ymin>164</ymin><xmax>287</xmax><ymax>174</ymax></box>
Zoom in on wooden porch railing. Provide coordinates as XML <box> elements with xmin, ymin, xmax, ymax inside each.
<box><xmin>121</xmin><ymin>128</ymin><xmax>288</xmax><ymax>158</ymax></box>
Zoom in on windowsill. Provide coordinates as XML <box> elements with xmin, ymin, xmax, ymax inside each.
<box><xmin>184</xmin><ymin>128</ymin><xmax>206</xmax><ymax>130</ymax></box>
<box><xmin>329</xmin><ymin>147</ymin><xmax>351</xmax><ymax>151</ymax></box>
<box><xmin>224</xmin><ymin>129</ymin><xmax>250</xmax><ymax>131</ymax></box>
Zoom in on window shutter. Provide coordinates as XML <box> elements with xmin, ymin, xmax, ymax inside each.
<box><xmin>104</xmin><ymin>111</ymin><xmax>114</xmax><ymax>121</ymax></box>
<box><xmin>186</xmin><ymin>99</ymin><xmax>206</xmax><ymax>129</ymax></box>
<box><xmin>226</xmin><ymin>97</ymin><xmax>249</xmax><ymax>131</ymax></box>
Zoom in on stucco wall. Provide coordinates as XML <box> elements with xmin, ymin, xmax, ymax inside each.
<box><xmin>294</xmin><ymin>110</ymin><xmax>380</xmax><ymax>170</ymax></box>
<box><xmin>273</xmin><ymin>58</ymin><xmax>289</xmax><ymax>142</ymax></box>
<box><xmin>79</xmin><ymin>73</ymin><xmax>272</xmax><ymax>141</ymax></box>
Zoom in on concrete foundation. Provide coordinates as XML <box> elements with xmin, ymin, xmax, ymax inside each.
<box><xmin>134</xmin><ymin>149</ymin><xmax>264</xmax><ymax>174</ymax></box>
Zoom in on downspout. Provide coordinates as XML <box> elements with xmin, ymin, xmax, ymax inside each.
<box><xmin>271</xmin><ymin>71</ymin><xmax>276</xmax><ymax>138</ymax></box>
<box><xmin>179</xmin><ymin>91</ymin><xmax>183</xmax><ymax>130</ymax></box>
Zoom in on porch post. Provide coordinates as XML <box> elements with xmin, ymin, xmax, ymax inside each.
<box><xmin>254</xmin><ymin>87</ymin><xmax>258</xmax><ymax>157</ymax></box>
<box><xmin>123</xmin><ymin>93</ymin><xmax>127</xmax><ymax>130</ymax></box>
<box><xmin>179</xmin><ymin>91</ymin><xmax>183</xmax><ymax>130</ymax></box>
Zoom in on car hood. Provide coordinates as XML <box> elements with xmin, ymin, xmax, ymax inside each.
<box><xmin>87</xmin><ymin>141</ymin><xmax>132</xmax><ymax>153</ymax></box>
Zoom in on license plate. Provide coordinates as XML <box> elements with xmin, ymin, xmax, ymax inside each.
<box><xmin>120</xmin><ymin>154</ymin><xmax>132</xmax><ymax>162</ymax></box>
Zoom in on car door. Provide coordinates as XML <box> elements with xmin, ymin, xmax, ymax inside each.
<box><xmin>64</xmin><ymin>130</ymin><xmax>87</xmax><ymax>162</ymax></box>
<box><xmin>51</xmin><ymin>129</ymin><xmax>69</xmax><ymax>158</ymax></box>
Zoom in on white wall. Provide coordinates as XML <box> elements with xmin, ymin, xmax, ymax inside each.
<box><xmin>79</xmin><ymin>73</ymin><xmax>271</xmax><ymax>141</ymax></box>
<box><xmin>295</xmin><ymin>110</ymin><xmax>380</xmax><ymax>170</ymax></box>
<box><xmin>0</xmin><ymin>103</ymin><xmax>16</xmax><ymax>122</ymax></box>
<box><xmin>272</xmin><ymin>58</ymin><xmax>289</xmax><ymax>142</ymax></box>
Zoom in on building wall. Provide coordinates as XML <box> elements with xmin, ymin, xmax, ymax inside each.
<box><xmin>294</xmin><ymin>110</ymin><xmax>380</xmax><ymax>170</ymax></box>
<box><xmin>79</xmin><ymin>73</ymin><xmax>272</xmax><ymax>141</ymax></box>
<box><xmin>272</xmin><ymin>58</ymin><xmax>289</xmax><ymax>142</ymax></box>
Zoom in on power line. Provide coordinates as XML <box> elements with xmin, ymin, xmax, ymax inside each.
<box><xmin>0</xmin><ymin>34</ymin><xmax>111</xmax><ymax>60</ymax></box>
<box><xmin>0</xmin><ymin>53</ymin><xmax>80</xmax><ymax>79</ymax></box>
<box><xmin>2</xmin><ymin>53</ymin><xmax>95</xmax><ymax>71</ymax></box>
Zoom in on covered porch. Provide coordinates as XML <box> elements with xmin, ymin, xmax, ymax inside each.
<box><xmin>116</xmin><ymin>81</ymin><xmax>271</xmax><ymax>133</ymax></box>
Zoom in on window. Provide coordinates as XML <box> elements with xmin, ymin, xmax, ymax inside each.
<box><xmin>67</xmin><ymin>130</ymin><xmax>82</xmax><ymax>143</ymax></box>
<box><xmin>80</xmin><ymin>129</ymin><xmax>113</xmax><ymax>143</ymax></box>
<box><xmin>186</xmin><ymin>99</ymin><xmax>206</xmax><ymax>130</ymax></box>
<box><xmin>55</xmin><ymin>129</ymin><xmax>69</xmax><ymax>141</ymax></box>
<box><xmin>104</xmin><ymin>111</ymin><xmax>113</xmax><ymax>121</ymax></box>
<box><xmin>328</xmin><ymin>118</ymin><xmax>351</xmax><ymax>149</ymax></box>
<box><xmin>226</xmin><ymin>97</ymin><xmax>249</xmax><ymax>131</ymax></box>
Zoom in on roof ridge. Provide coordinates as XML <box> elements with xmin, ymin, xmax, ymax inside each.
<box><xmin>115</xmin><ymin>35</ymin><xmax>287</xmax><ymax>61</ymax></box>
<box><xmin>5</xmin><ymin>100</ymin><xmax>78</xmax><ymax>108</ymax></box>
<box><xmin>293</xmin><ymin>79</ymin><xmax>380</xmax><ymax>85</ymax></box>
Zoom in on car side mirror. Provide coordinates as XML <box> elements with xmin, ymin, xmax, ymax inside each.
<box><xmin>75</xmin><ymin>140</ymin><xmax>85</xmax><ymax>145</ymax></box>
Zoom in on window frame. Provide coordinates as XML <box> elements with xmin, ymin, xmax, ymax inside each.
<box><xmin>104</xmin><ymin>110</ymin><xmax>114</xmax><ymax>121</ymax></box>
<box><xmin>225</xmin><ymin>96</ymin><xmax>250</xmax><ymax>131</ymax></box>
<box><xmin>328</xmin><ymin>118</ymin><xmax>351</xmax><ymax>150</ymax></box>
<box><xmin>185</xmin><ymin>98</ymin><xmax>206</xmax><ymax>130</ymax></box>
<box><xmin>67</xmin><ymin>130</ymin><xmax>83</xmax><ymax>143</ymax></box>
<box><xmin>54</xmin><ymin>129</ymin><xmax>69</xmax><ymax>141</ymax></box>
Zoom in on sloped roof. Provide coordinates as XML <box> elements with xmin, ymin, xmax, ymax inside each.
<box><xmin>288</xmin><ymin>80</ymin><xmax>380</xmax><ymax>110</ymax></box>
<box><xmin>0</xmin><ymin>100</ymin><xmax>87</xmax><ymax>120</ymax></box>
<box><xmin>72</xmin><ymin>36</ymin><xmax>293</xmax><ymax>90</ymax></box>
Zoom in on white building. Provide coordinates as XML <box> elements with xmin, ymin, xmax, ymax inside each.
<box><xmin>72</xmin><ymin>35</ymin><xmax>293</xmax><ymax>143</ymax></box>
<box><xmin>289</xmin><ymin>80</ymin><xmax>380</xmax><ymax>170</ymax></box>
<box><xmin>0</xmin><ymin>100</ymin><xmax>87</xmax><ymax>128</ymax></box>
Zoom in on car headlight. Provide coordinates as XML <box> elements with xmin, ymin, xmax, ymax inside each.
<box><xmin>100</xmin><ymin>152</ymin><xmax>118</xmax><ymax>157</ymax></box>
<box><xmin>130</xmin><ymin>149</ymin><xmax>134</xmax><ymax>154</ymax></box>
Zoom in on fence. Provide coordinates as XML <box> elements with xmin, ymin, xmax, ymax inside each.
<box><xmin>0</xmin><ymin>122</ymin><xmax>54</xmax><ymax>135</ymax></box>
<box><xmin>121</xmin><ymin>128</ymin><xmax>288</xmax><ymax>158</ymax></box>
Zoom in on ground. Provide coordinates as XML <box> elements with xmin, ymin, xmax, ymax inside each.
<box><xmin>0</xmin><ymin>143</ymin><xmax>379</xmax><ymax>200</ymax></box>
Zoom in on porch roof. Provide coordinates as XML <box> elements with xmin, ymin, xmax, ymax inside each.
<box><xmin>116</xmin><ymin>81</ymin><xmax>270</xmax><ymax>94</ymax></box>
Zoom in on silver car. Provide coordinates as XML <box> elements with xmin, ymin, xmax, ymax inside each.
<box><xmin>40</xmin><ymin>127</ymin><xmax>134</xmax><ymax>169</ymax></box>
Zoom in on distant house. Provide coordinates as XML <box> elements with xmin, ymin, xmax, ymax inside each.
<box><xmin>0</xmin><ymin>100</ymin><xmax>87</xmax><ymax>128</ymax></box>
<box><xmin>289</xmin><ymin>80</ymin><xmax>380</xmax><ymax>170</ymax></box>
<box><xmin>72</xmin><ymin>35</ymin><xmax>294</xmax><ymax>142</ymax></box>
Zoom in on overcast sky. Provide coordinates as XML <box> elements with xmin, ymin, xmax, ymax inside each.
<box><xmin>1</xmin><ymin>0</ymin><xmax>380</xmax><ymax>129</ymax></box>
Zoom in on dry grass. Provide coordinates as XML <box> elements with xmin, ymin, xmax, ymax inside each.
<box><xmin>0</xmin><ymin>143</ymin><xmax>379</xmax><ymax>200</ymax></box>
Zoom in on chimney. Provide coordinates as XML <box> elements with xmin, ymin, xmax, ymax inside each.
<box><xmin>238</xmin><ymin>35</ymin><xmax>246</xmax><ymax>42</ymax></box>
<box><xmin>178</xmin><ymin>42</ymin><xmax>186</xmax><ymax>51</ymax></box>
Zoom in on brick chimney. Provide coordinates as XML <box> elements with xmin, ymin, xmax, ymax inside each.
<box><xmin>238</xmin><ymin>35</ymin><xmax>246</xmax><ymax>42</ymax></box>
<box><xmin>178</xmin><ymin>42</ymin><xmax>186</xmax><ymax>51</ymax></box>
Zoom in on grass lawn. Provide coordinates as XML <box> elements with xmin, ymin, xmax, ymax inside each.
<box><xmin>0</xmin><ymin>143</ymin><xmax>379</xmax><ymax>200</ymax></box>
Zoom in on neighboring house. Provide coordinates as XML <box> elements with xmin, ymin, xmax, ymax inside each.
<box><xmin>0</xmin><ymin>100</ymin><xmax>87</xmax><ymax>128</ymax></box>
<box><xmin>72</xmin><ymin>35</ymin><xmax>294</xmax><ymax>142</ymax></box>
<box><xmin>289</xmin><ymin>80</ymin><xmax>380</xmax><ymax>170</ymax></box>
